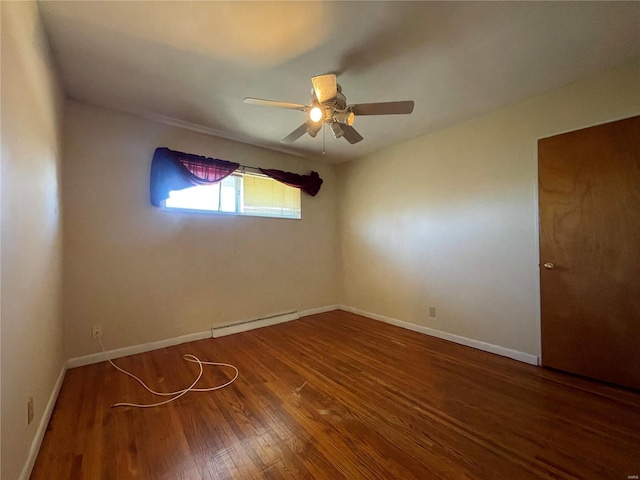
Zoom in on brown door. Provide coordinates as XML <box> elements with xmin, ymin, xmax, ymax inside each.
<box><xmin>538</xmin><ymin>116</ymin><xmax>640</xmax><ymax>390</ymax></box>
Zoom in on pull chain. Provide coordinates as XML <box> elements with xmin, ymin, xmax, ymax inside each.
<box><xmin>322</xmin><ymin>123</ymin><xmax>326</xmax><ymax>156</ymax></box>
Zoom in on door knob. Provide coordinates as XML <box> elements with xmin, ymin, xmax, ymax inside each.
<box><xmin>543</xmin><ymin>262</ymin><xmax>555</xmax><ymax>269</ymax></box>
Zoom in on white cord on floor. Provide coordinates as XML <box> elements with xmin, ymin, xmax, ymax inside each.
<box><xmin>98</xmin><ymin>337</ymin><xmax>239</xmax><ymax>408</ymax></box>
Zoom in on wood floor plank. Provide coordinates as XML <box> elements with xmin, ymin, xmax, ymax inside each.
<box><xmin>30</xmin><ymin>311</ymin><xmax>640</xmax><ymax>479</ymax></box>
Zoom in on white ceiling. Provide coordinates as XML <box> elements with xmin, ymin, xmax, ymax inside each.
<box><xmin>38</xmin><ymin>1</ymin><xmax>640</xmax><ymax>164</ymax></box>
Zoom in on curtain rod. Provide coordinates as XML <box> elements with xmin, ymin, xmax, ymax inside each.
<box><xmin>238</xmin><ymin>165</ymin><xmax>267</xmax><ymax>174</ymax></box>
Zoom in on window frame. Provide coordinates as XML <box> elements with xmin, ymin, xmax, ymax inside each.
<box><xmin>161</xmin><ymin>171</ymin><xmax>302</xmax><ymax>220</ymax></box>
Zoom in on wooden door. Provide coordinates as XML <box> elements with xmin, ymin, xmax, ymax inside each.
<box><xmin>538</xmin><ymin>116</ymin><xmax>640</xmax><ymax>390</ymax></box>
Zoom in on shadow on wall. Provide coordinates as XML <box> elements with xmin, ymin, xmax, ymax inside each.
<box><xmin>341</xmin><ymin>168</ymin><xmax>538</xmax><ymax>351</ymax></box>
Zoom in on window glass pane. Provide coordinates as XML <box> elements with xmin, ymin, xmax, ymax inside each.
<box><xmin>163</xmin><ymin>173</ymin><xmax>300</xmax><ymax>219</ymax></box>
<box><xmin>165</xmin><ymin>184</ymin><xmax>220</xmax><ymax>211</ymax></box>
<box><xmin>220</xmin><ymin>176</ymin><xmax>238</xmax><ymax>212</ymax></box>
<box><xmin>242</xmin><ymin>173</ymin><xmax>301</xmax><ymax>218</ymax></box>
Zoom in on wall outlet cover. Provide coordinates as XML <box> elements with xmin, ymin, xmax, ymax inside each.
<box><xmin>92</xmin><ymin>326</ymin><xmax>103</xmax><ymax>339</ymax></box>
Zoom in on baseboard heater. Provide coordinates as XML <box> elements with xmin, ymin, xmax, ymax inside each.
<box><xmin>211</xmin><ymin>311</ymin><xmax>299</xmax><ymax>338</ymax></box>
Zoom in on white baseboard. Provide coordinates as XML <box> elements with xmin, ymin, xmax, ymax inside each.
<box><xmin>338</xmin><ymin>305</ymin><xmax>539</xmax><ymax>366</ymax></box>
<box><xmin>67</xmin><ymin>306</ymin><xmax>339</xmax><ymax>368</ymax></box>
<box><xmin>19</xmin><ymin>362</ymin><xmax>67</xmax><ymax>480</ymax></box>
<box><xmin>66</xmin><ymin>330</ymin><xmax>213</xmax><ymax>369</ymax></box>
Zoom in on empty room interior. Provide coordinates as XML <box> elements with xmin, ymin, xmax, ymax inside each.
<box><xmin>2</xmin><ymin>1</ymin><xmax>640</xmax><ymax>479</ymax></box>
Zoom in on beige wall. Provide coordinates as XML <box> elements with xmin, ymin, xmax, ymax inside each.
<box><xmin>338</xmin><ymin>61</ymin><xmax>640</xmax><ymax>356</ymax></box>
<box><xmin>0</xmin><ymin>2</ymin><xmax>66</xmax><ymax>479</ymax></box>
<box><xmin>62</xmin><ymin>101</ymin><xmax>340</xmax><ymax>358</ymax></box>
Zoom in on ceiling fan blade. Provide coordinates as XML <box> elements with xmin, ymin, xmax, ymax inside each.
<box><xmin>281</xmin><ymin>123</ymin><xmax>309</xmax><ymax>144</ymax></box>
<box><xmin>342</xmin><ymin>124</ymin><xmax>364</xmax><ymax>144</ymax></box>
<box><xmin>350</xmin><ymin>101</ymin><xmax>414</xmax><ymax>116</ymax></box>
<box><xmin>244</xmin><ymin>97</ymin><xmax>307</xmax><ymax>111</ymax></box>
<box><xmin>311</xmin><ymin>74</ymin><xmax>337</xmax><ymax>104</ymax></box>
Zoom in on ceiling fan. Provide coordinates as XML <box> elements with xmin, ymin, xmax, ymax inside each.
<box><xmin>243</xmin><ymin>74</ymin><xmax>414</xmax><ymax>145</ymax></box>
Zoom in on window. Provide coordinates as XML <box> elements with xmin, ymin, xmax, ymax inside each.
<box><xmin>163</xmin><ymin>172</ymin><xmax>301</xmax><ymax>219</ymax></box>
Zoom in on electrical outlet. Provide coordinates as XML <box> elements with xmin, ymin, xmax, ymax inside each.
<box><xmin>92</xmin><ymin>326</ymin><xmax>103</xmax><ymax>339</ymax></box>
<box><xmin>27</xmin><ymin>397</ymin><xmax>34</xmax><ymax>425</ymax></box>
<box><xmin>429</xmin><ymin>307</ymin><xmax>436</xmax><ymax>318</ymax></box>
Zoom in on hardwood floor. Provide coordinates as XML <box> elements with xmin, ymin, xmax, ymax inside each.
<box><xmin>32</xmin><ymin>311</ymin><xmax>640</xmax><ymax>479</ymax></box>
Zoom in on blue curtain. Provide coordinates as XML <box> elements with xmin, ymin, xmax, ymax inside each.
<box><xmin>149</xmin><ymin>147</ymin><xmax>239</xmax><ymax>206</ymax></box>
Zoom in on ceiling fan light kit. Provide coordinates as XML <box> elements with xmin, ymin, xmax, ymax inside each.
<box><xmin>306</xmin><ymin>122</ymin><xmax>322</xmax><ymax>138</ymax></box>
<box><xmin>244</xmin><ymin>73</ymin><xmax>414</xmax><ymax>146</ymax></box>
<box><xmin>309</xmin><ymin>105</ymin><xmax>324</xmax><ymax>123</ymax></box>
<box><xmin>333</xmin><ymin>111</ymin><xmax>355</xmax><ymax>126</ymax></box>
<box><xmin>330</xmin><ymin>122</ymin><xmax>344</xmax><ymax>139</ymax></box>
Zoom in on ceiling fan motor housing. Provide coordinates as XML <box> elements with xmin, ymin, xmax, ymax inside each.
<box><xmin>328</xmin><ymin>87</ymin><xmax>347</xmax><ymax>110</ymax></box>
<box><xmin>315</xmin><ymin>85</ymin><xmax>354</xmax><ymax>127</ymax></box>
